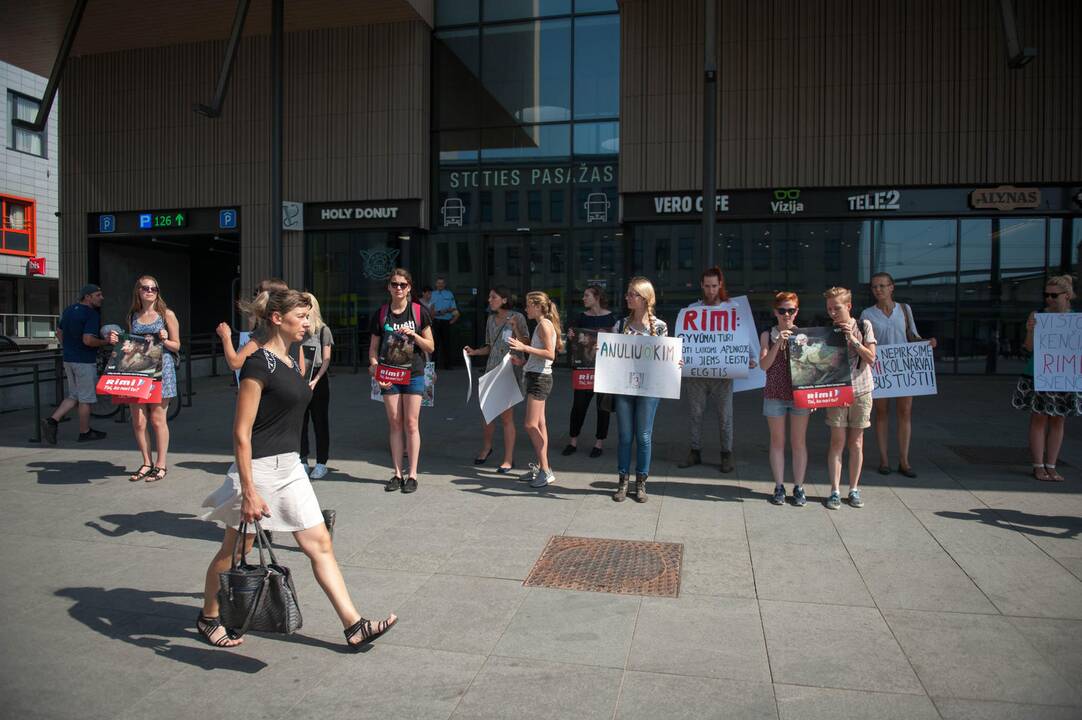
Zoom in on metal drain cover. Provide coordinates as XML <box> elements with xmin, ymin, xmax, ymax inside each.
<box><xmin>524</xmin><ymin>536</ymin><xmax>683</xmax><ymax>597</ymax></box>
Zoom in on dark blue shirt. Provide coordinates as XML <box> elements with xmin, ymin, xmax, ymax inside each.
<box><xmin>59</xmin><ymin>303</ymin><xmax>100</xmax><ymax>363</ymax></box>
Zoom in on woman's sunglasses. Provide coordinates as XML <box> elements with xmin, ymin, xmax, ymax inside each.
<box><xmin>389</xmin><ymin>282</ymin><xmax>409</xmax><ymax>289</ymax></box>
<box><xmin>775</xmin><ymin>307</ymin><xmax>797</xmax><ymax>315</ymax></box>
<box><xmin>1044</xmin><ymin>292</ymin><xmax>1063</xmax><ymax>299</ymax></box>
<box><xmin>140</xmin><ymin>285</ymin><xmax>159</xmax><ymax>293</ymax></box>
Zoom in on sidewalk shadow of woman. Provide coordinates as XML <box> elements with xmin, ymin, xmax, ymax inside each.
<box><xmin>55</xmin><ymin>586</ymin><xmax>267</xmax><ymax>673</ymax></box>
<box><xmin>27</xmin><ymin>460</ymin><xmax>127</xmax><ymax>485</ymax></box>
<box><xmin>85</xmin><ymin>511</ymin><xmax>222</xmax><ymax>542</ymax></box>
<box><xmin>936</xmin><ymin>508</ymin><xmax>1082</xmax><ymax>539</ymax></box>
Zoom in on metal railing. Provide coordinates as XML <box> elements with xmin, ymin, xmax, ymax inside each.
<box><xmin>0</xmin><ymin>313</ymin><xmax>58</xmax><ymax>339</ymax></box>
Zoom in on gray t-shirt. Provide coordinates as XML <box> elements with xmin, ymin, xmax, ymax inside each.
<box><xmin>291</xmin><ymin>325</ymin><xmax>334</xmax><ymax>371</ymax></box>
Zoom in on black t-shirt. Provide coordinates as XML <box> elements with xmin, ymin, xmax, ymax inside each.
<box><xmin>239</xmin><ymin>349</ymin><xmax>312</xmax><ymax>459</ymax></box>
<box><xmin>369</xmin><ymin>303</ymin><xmax>433</xmax><ymax>378</ymax></box>
<box><xmin>574</xmin><ymin>312</ymin><xmax>616</xmax><ymax>331</ymax></box>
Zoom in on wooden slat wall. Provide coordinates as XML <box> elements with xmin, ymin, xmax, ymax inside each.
<box><xmin>620</xmin><ymin>0</ymin><xmax>1082</xmax><ymax>193</ymax></box>
<box><xmin>59</xmin><ymin>20</ymin><xmax>429</xmax><ymax>303</ymax></box>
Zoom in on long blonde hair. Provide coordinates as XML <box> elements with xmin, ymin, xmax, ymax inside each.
<box><xmin>303</xmin><ymin>292</ymin><xmax>324</xmax><ymax>333</ymax></box>
<box><xmin>1047</xmin><ymin>274</ymin><xmax>1076</xmax><ymax>300</ymax></box>
<box><xmin>625</xmin><ymin>276</ymin><xmax>659</xmax><ymax>335</ymax></box>
<box><xmin>127</xmin><ymin>274</ymin><xmax>170</xmax><ymax>330</ymax></box>
<box><xmin>526</xmin><ymin>291</ymin><xmax>564</xmax><ymax>352</ymax></box>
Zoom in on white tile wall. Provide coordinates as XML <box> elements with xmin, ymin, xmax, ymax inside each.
<box><xmin>0</xmin><ymin>60</ymin><xmax>59</xmax><ymax>280</ymax></box>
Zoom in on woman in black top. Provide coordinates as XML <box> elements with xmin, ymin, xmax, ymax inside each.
<box><xmin>368</xmin><ymin>268</ymin><xmax>436</xmax><ymax>493</ymax></box>
<box><xmin>198</xmin><ymin>288</ymin><xmax>396</xmax><ymax>650</ymax></box>
<box><xmin>562</xmin><ymin>285</ymin><xmax>615</xmax><ymax>457</ymax></box>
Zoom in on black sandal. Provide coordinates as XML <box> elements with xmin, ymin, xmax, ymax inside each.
<box><xmin>344</xmin><ymin>614</ymin><xmax>397</xmax><ymax>651</ymax></box>
<box><xmin>145</xmin><ymin>466</ymin><xmax>167</xmax><ymax>483</ymax></box>
<box><xmin>196</xmin><ymin>614</ymin><xmax>239</xmax><ymax>647</ymax></box>
<box><xmin>473</xmin><ymin>448</ymin><xmax>493</xmax><ymax>465</ymax></box>
<box><xmin>129</xmin><ymin>464</ymin><xmax>153</xmax><ymax>482</ymax></box>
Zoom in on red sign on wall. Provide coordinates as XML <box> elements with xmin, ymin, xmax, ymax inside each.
<box><xmin>26</xmin><ymin>257</ymin><xmax>46</xmax><ymax>275</ymax></box>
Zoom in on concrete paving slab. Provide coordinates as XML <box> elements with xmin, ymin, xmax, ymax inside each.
<box><xmin>615</xmin><ymin>672</ymin><xmax>777</xmax><ymax>720</ymax></box>
<box><xmin>773</xmin><ymin>684</ymin><xmax>940</xmax><ymax>720</ymax></box>
<box><xmin>947</xmin><ymin>550</ymin><xmax>1082</xmax><ymax>619</ymax></box>
<box><xmin>759</xmin><ymin>600</ymin><xmax>924</xmax><ymax>695</ymax></box>
<box><xmin>492</xmin><ymin>587</ymin><xmax>640</xmax><ymax>668</ymax></box>
<box><xmin>743</xmin><ymin>503</ymin><xmax>845</xmax><ymax>546</ymax></box>
<box><xmin>883</xmin><ymin>609</ymin><xmax>1082</xmax><ymax>706</ymax></box>
<box><xmin>438</xmin><ymin>530</ymin><xmax>554</xmax><ymax>580</ymax></box>
<box><xmin>847</xmin><ymin>548</ymin><xmax>998</xmax><ymax>613</ymax></box>
<box><xmin>627</xmin><ymin>595</ymin><xmax>771</xmax><ymax>683</ymax></box>
<box><xmin>1005</xmin><ymin>617</ymin><xmax>1082</xmax><ymax>693</ymax></box>
<box><xmin>749</xmin><ymin>541</ymin><xmax>876</xmax><ymax>607</ymax></box>
<box><xmin>934</xmin><ymin>698</ymin><xmax>1082</xmax><ymax>720</ymax></box>
<box><xmin>563</xmin><ymin>493</ymin><xmax>663</xmax><ymax>541</ymax></box>
<box><xmin>656</xmin><ymin>534</ymin><xmax>756</xmax><ymax>598</ymax></box>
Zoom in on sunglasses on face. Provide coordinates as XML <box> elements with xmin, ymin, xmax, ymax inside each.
<box><xmin>389</xmin><ymin>282</ymin><xmax>409</xmax><ymax>289</ymax></box>
<box><xmin>776</xmin><ymin>307</ymin><xmax>797</xmax><ymax>315</ymax></box>
<box><xmin>871</xmin><ymin>284</ymin><xmax>892</xmax><ymax>289</ymax></box>
<box><xmin>1045</xmin><ymin>292</ymin><xmax>1063</xmax><ymax>299</ymax></box>
<box><xmin>140</xmin><ymin>285</ymin><xmax>159</xmax><ymax>293</ymax></box>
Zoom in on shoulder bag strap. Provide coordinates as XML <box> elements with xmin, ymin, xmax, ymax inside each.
<box><xmin>902</xmin><ymin>303</ymin><xmax>920</xmax><ymax>342</ymax></box>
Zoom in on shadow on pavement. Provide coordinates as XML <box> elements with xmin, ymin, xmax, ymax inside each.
<box><xmin>936</xmin><ymin>508</ymin><xmax>1082</xmax><ymax>539</ymax></box>
<box><xmin>27</xmin><ymin>460</ymin><xmax>127</xmax><ymax>484</ymax></box>
<box><xmin>175</xmin><ymin>460</ymin><xmax>232</xmax><ymax>476</ymax></box>
<box><xmin>55</xmin><ymin>586</ymin><xmax>268</xmax><ymax>673</ymax></box>
<box><xmin>85</xmin><ymin>511</ymin><xmax>223</xmax><ymax>542</ymax></box>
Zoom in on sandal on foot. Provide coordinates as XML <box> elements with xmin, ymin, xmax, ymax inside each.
<box><xmin>1032</xmin><ymin>466</ymin><xmax>1052</xmax><ymax>481</ymax></box>
<box><xmin>473</xmin><ymin>448</ymin><xmax>493</xmax><ymax>465</ymax></box>
<box><xmin>144</xmin><ymin>466</ymin><xmax>168</xmax><ymax>483</ymax></box>
<box><xmin>196</xmin><ymin>614</ymin><xmax>240</xmax><ymax>647</ymax></box>
<box><xmin>129</xmin><ymin>464</ymin><xmax>153</xmax><ymax>482</ymax></box>
<box><xmin>344</xmin><ymin>614</ymin><xmax>397</xmax><ymax>651</ymax></box>
<box><xmin>877</xmin><ymin>465</ymin><xmax>891</xmax><ymax>475</ymax></box>
<box><xmin>1046</xmin><ymin>467</ymin><xmax>1065</xmax><ymax>482</ymax></box>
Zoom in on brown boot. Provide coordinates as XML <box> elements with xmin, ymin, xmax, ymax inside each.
<box><xmin>634</xmin><ymin>473</ymin><xmax>648</xmax><ymax>503</ymax></box>
<box><xmin>719</xmin><ymin>451</ymin><xmax>734</xmax><ymax>473</ymax></box>
<box><xmin>678</xmin><ymin>449</ymin><xmax>701</xmax><ymax>468</ymax></box>
<box><xmin>613</xmin><ymin>473</ymin><xmax>629</xmax><ymax>502</ymax></box>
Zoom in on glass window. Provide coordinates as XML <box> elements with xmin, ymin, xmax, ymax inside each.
<box><xmin>1072</xmin><ymin>218</ymin><xmax>1081</xmax><ymax>279</ymax></box>
<box><xmin>527</xmin><ymin>191</ymin><xmax>543</xmax><ymax>222</ymax></box>
<box><xmin>436</xmin><ymin>241</ymin><xmax>451</xmax><ymax>273</ymax></box>
<box><xmin>504</xmin><ymin>191</ymin><xmax>520</xmax><ymax>222</ymax></box>
<box><xmin>575</xmin><ymin>0</ymin><xmax>618</xmax><ymax>11</ymax></box>
<box><xmin>307</xmin><ymin>231</ymin><xmax>404</xmax><ymax>332</ymax></box>
<box><xmin>573</xmin><ymin>121</ymin><xmax>619</xmax><ymax>155</ymax></box>
<box><xmin>434</xmin><ymin>30</ymin><xmax>480</xmax><ymax>129</ymax></box>
<box><xmin>481</xmin><ymin>20</ymin><xmax>571</xmax><ymax>127</ymax></box>
<box><xmin>480</xmin><ymin>124</ymin><xmax>570</xmax><ymax>160</ymax></box>
<box><xmin>8</xmin><ymin>92</ymin><xmax>45</xmax><ymax>157</ymax></box>
<box><xmin>549</xmin><ymin>189</ymin><xmax>565</xmax><ymax>223</ymax></box>
<box><xmin>1</xmin><ymin>196</ymin><xmax>35</xmax><ymax>256</ymax></box>
<box><xmin>436</xmin><ymin>0</ymin><xmax>478</xmax><ymax>25</ymax></box>
<box><xmin>483</xmin><ymin>0</ymin><xmax>571</xmax><ymax>22</ymax></box>
<box><xmin>456</xmin><ymin>240</ymin><xmax>473</xmax><ymax>272</ymax></box>
<box><xmin>678</xmin><ymin>237</ymin><xmax>695</xmax><ymax>270</ymax></box>
<box><xmin>573</xmin><ymin>14</ymin><xmax>619</xmax><ymax>119</ymax></box>
<box><xmin>439</xmin><ymin>130</ymin><xmax>479</xmax><ymax>163</ymax></box>
<box><xmin>479</xmin><ymin>191</ymin><xmax>493</xmax><ymax>222</ymax></box>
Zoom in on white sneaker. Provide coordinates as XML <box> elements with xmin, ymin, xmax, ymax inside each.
<box><xmin>530</xmin><ymin>470</ymin><xmax>554</xmax><ymax>488</ymax></box>
<box><xmin>310</xmin><ymin>463</ymin><xmax>328</xmax><ymax>479</ymax></box>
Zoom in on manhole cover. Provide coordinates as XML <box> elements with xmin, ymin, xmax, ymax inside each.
<box><xmin>524</xmin><ymin>536</ymin><xmax>683</xmax><ymax>597</ymax></box>
<box><xmin>948</xmin><ymin>445</ymin><xmax>1072</xmax><ymax>467</ymax></box>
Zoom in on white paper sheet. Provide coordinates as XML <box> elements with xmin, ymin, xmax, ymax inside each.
<box><xmin>477</xmin><ymin>353</ymin><xmax>524</xmax><ymax>424</ymax></box>
<box><xmin>464</xmin><ymin>348</ymin><xmax>473</xmax><ymax>403</ymax></box>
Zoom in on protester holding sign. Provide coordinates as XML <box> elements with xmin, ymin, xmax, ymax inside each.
<box><xmin>368</xmin><ymin>269</ymin><xmax>435</xmax><ymax>494</ymax></box>
<box><xmin>677</xmin><ymin>268</ymin><xmax>744</xmax><ymax>473</ymax></box>
<box><xmin>508</xmin><ymin>291</ymin><xmax>563</xmax><ymax>489</ymax></box>
<box><xmin>608</xmin><ymin>277</ymin><xmax>672</xmax><ymax>503</ymax></box>
<box><xmin>860</xmin><ymin>272</ymin><xmax>938</xmax><ymax>479</ymax></box>
<box><xmin>199</xmin><ymin>288</ymin><xmax>397</xmax><ymax>650</ymax></box>
<box><xmin>106</xmin><ymin>275</ymin><xmax>180</xmax><ymax>483</ymax></box>
<box><xmin>563</xmin><ymin>285</ymin><xmax>615</xmax><ymax>458</ymax></box>
<box><xmin>1013</xmin><ymin>275</ymin><xmax>1080</xmax><ymax>482</ymax></box>
<box><xmin>823</xmin><ymin>287</ymin><xmax>877</xmax><ymax>510</ymax></box>
<box><xmin>759</xmin><ymin>292</ymin><xmax>811</xmax><ymax>507</ymax></box>
<box><xmin>465</xmin><ymin>287</ymin><xmax>529</xmax><ymax>473</ymax></box>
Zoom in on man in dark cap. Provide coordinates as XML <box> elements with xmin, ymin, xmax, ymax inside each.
<box><xmin>42</xmin><ymin>284</ymin><xmax>111</xmax><ymax>444</ymax></box>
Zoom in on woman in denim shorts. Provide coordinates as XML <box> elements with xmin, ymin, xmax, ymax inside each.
<box><xmin>758</xmin><ymin>292</ymin><xmax>812</xmax><ymax>507</ymax></box>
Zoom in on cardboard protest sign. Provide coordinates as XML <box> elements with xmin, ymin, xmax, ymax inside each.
<box><xmin>370</xmin><ymin>360</ymin><xmax>435</xmax><ymax>407</ymax></box>
<box><xmin>676</xmin><ymin>301</ymin><xmax>751</xmax><ymax>379</ymax></box>
<box><xmin>594</xmin><ymin>332</ymin><xmax>683</xmax><ymax>400</ymax></box>
<box><xmin>95</xmin><ymin>333</ymin><xmax>164</xmax><ymax>400</ymax></box>
<box><xmin>872</xmin><ymin>342</ymin><xmax>937</xmax><ymax>399</ymax></box>
<box><xmin>569</xmin><ymin>328</ymin><xmax>600</xmax><ymax>389</ymax></box>
<box><xmin>731</xmin><ymin>295</ymin><xmax>766</xmax><ymax>393</ymax></box>
<box><xmin>788</xmin><ymin>327</ymin><xmax>853</xmax><ymax>409</ymax></box>
<box><xmin>1034</xmin><ymin>313</ymin><xmax>1082</xmax><ymax>392</ymax></box>
<box><xmin>478</xmin><ymin>353</ymin><xmax>525</xmax><ymax>423</ymax></box>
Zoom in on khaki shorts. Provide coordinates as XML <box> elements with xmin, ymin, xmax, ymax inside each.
<box><xmin>64</xmin><ymin>362</ymin><xmax>98</xmax><ymax>404</ymax></box>
<box><xmin>824</xmin><ymin>392</ymin><xmax>872</xmax><ymax>429</ymax></box>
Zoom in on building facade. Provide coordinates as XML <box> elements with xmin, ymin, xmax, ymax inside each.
<box><xmin>20</xmin><ymin>0</ymin><xmax>1081</xmax><ymax>372</ymax></box>
<box><xmin>1</xmin><ymin>60</ymin><xmax>59</xmax><ymax>344</ymax></box>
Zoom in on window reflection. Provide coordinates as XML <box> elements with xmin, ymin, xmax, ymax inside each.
<box><xmin>481</xmin><ymin>20</ymin><xmax>571</xmax><ymax>127</ymax></box>
<box><xmin>436</xmin><ymin>0</ymin><xmax>478</xmax><ymax>26</ymax></box>
<box><xmin>480</xmin><ymin>124</ymin><xmax>571</xmax><ymax>159</ymax></box>
<box><xmin>483</xmin><ymin>0</ymin><xmax>572</xmax><ymax>22</ymax></box>
<box><xmin>573</xmin><ymin>121</ymin><xmax>619</xmax><ymax>155</ymax></box>
<box><xmin>434</xmin><ymin>30</ymin><xmax>480</xmax><ymax>130</ymax></box>
<box><xmin>574</xmin><ymin>14</ymin><xmax>619</xmax><ymax>119</ymax></box>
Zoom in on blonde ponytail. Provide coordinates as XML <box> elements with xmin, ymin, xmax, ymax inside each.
<box><xmin>526</xmin><ymin>291</ymin><xmax>564</xmax><ymax>353</ymax></box>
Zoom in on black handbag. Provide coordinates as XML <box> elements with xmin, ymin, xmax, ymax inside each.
<box><xmin>217</xmin><ymin>522</ymin><xmax>303</xmax><ymax>636</ymax></box>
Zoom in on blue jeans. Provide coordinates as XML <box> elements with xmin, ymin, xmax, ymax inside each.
<box><xmin>614</xmin><ymin>395</ymin><xmax>661</xmax><ymax>476</ymax></box>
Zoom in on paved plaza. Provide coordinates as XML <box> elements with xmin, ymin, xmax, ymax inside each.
<box><xmin>1</xmin><ymin>370</ymin><xmax>1081</xmax><ymax>720</ymax></box>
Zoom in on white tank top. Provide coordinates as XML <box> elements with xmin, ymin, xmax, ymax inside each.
<box><xmin>524</xmin><ymin>324</ymin><xmax>553</xmax><ymax>375</ymax></box>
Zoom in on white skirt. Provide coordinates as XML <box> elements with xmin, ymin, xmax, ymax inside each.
<box><xmin>201</xmin><ymin>452</ymin><xmax>324</xmax><ymax>533</ymax></box>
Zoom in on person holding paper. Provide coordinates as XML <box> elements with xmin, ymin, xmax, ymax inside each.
<box><xmin>823</xmin><ymin>287</ymin><xmax>877</xmax><ymax>510</ymax></box>
<box><xmin>860</xmin><ymin>272</ymin><xmax>937</xmax><ymax>479</ymax></box>
<box><xmin>368</xmin><ymin>269</ymin><xmax>435</xmax><ymax>494</ymax></box>
<box><xmin>759</xmin><ymin>292</ymin><xmax>811</xmax><ymax>507</ymax></box>
<box><xmin>563</xmin><ymin>284</ymin><xmax>615</xmax><ymax>458</ymax></box>
<box><xmin>611</xmin><ymin>277</ymin><xmax>670</xmax><ymax>503</ymax></box>
<box><xmin>464</xmin><ymin>287</ymin><xmax>529</xmax><ymax>473</ymax></box>
<box><xmin>678</xmin><ymin>267</ymin><xmax>746</xmax><ymax>473</ymax></box>
<box><xmin>508</xmin><ymin>291</ymin><xmax>563</xmax><ymax>489</ymax></box>
<box><xmin>1013</xmin><ymin>275</ymin><xmax>1079</xmax><ymax>482</ymax></box>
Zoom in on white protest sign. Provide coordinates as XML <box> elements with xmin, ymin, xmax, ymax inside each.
<box><xmin>675</xmin><ymin>301</ymin><xmax>751</xmax><ymax>379</ymax></box>
<box><xmin>594</xmin><ymin>332</ymin><xmax>683</xmax><ymax>400</ymax></box>
<box><xmin>872</xmin><ymin>342</ymin><xmax>938</xmax><ymax>399</ymax></box>
<box><xmin>731</xmin><ymin>295</ymin><xmax>766</xmax><ymax>393</ymax></box>
<box><xmin>464</xmin><ymin>348</ymin><xmax>473</xmax><ymax>403</ymax></box>
<box><xmin>233</xmin><ymin>331</ymin><xmax>251</xmax><ymax>385</ymax></box>
<box><xmin>478</xmin><ymin>353</ymin><xmax>525</xmax><ymax>424</ymax></box>
<box><xmin>1034</xmin><ymin>312</ymin><xmax>1082</xmax><ymax>392</ymax></box>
